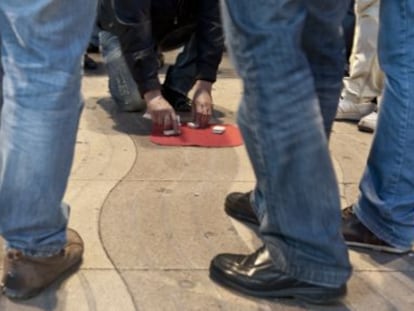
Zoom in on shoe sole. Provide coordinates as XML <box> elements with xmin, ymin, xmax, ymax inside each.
<box><xmin>224</xmin><ymin>205</ymin><xmax>260</xmax><ymax>226</ymax></box>
<box><xmin>2</xmin><ymin>259</ymin><xmax>83</xmax><ymax>300</ymax></box>
<box><xmin>357</xmin><ymin>124</ymin><xmax>375</xmax><ymax>133</ymax></box>
<box><xmin>345</xmin><ymin>241</ymin><xmax>411</xmax><ymax>254</ymax></box>
<box><xmin>209</xmin><ymin>265</ymin><xmax>346</xmax><ymax>305</ymax></box>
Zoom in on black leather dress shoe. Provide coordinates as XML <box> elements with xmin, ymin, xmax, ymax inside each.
<box><xmin>225</xmin><ymin>191</ymin><xmax>259</xmax><ymax>225</ymax></box>
<box><xmin>210</xmin><ymin>246</ymin><xmax>346</xmax><ymax>304</ymax></box>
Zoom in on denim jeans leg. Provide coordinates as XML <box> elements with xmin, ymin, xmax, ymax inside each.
<box><xmin>303</xmin><ymin>2</ymin><xmax>349</xmax><ymax>137</ymax></box>
<box><xmin>355</xmin><ymin>0</ymin><xmax>414</xmax><ymax>250</ymax></box>
<box><xmin>221</xmin><ymin>0</ymin><xmax>351</xmax><ymax>287</ymax></box>
<box><xmin>0</xmin><ymin>0</ymin><xmax>96</xmax><ymax>257</ymax></box>
<box><xmin>0</xmin><ymin>46</ymin><xmax>3</xmax><ymax>112</ymax></box>
<box><xmin>99</xmin><ymin>30</ymin><xmax>146</xmax><ymax>112</ymax></box>
<box><xmin>163</xmin><ymin>35</ymin><xmax>197</xmax><ymax>95</ymax></box>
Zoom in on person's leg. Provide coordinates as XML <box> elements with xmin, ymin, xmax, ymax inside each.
<box><xmin>0</xmin><ymin>0</ymin><xmax>95</xmax><ymax>256</ymax></box>
<box><xmin>0</xmin><ymin>44</ymin><xmax>3</xmax><ymax>112</ymax></box>
<box><xmin>216</xmin><ymin>0</ymin><xmax>351</xmax><ymax>288</ymax></box>
<box><xmin>343</xmin><ymin>0</ymin><xmax>356</xmax><ymax>69</ymax></box>
<box><xmin>352</xmin><ymin>0</ymin><xmax>414</xmax><ymax>251</ymax></box>
<box><xmin>163</xmin><ymin>35</ymin><xmax>198</xmax><ymax>96</ymax></box>
<box><xmin>303</xmin><ymin>2</ymin><xmax>350</xmax><ymax>136</ymax></box>
<box><xmin>161</xmin><ymin>35</ymin><xmax>198</xmax><ymax>112</ymax></box>
<box><xmin>337</xmin><ymin>0</ymin><xmax>384</xmax><ymax>120</ymax></box>
<box><xmin>343</xmin><ymin>0</ymin><xmax>383</xmax><ymax>101</ymax></box>
<box><xmin>223</xmin><ymin>0</ymin><xmax>349</xmax><ymax>221</ymax></box>
<box><xmin>99</xmin><ymin>30</ymin><xmax>146</xmax><ymax>112</ymax></box>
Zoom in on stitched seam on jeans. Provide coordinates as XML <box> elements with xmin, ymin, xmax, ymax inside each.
<box><xmin>355</xmin><ymin>202</ymin><xmax>410</xmax><ymax>250</ymax></box>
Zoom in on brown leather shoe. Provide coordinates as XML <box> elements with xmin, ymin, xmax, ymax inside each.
<box><xmin>1</xmin><ymin>228</ymin><xmax>84</xmax><ymax>299</ymax></box>
<box><xmin>342</xmin><ymin>206</ymin><xmax>411</xmax><ymax>254</ymax></box>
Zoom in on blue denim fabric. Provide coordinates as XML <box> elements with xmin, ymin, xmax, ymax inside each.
<box><xmin>99</xmin><ymin>30</ymin><xmax>146</xmax><ymax>112</ymax></box>
<box><xmin>99</xmin><ymin>30</ymin><xmax>197</xmax><ymax>109</ymax></box>
<box><xmin>354</xmin><ymin>0</ymin><xmax>414</xmax><ymax>250</ymax></box>
<box><xmin>221</xmin><ymin>0</ymin><xmax>351</xmax><ymax>287</ymax></box>
<box><xmin>0</xmin><ymin>0</ymin><xmax>96</xmax><ymax>257</ymax></box>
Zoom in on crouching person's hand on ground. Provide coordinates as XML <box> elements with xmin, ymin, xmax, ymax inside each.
<box><xmin>145</xmin><ymin>90</ymin><xmax>179</xmax><ymax>133</ymax></box>
<box><xmin>192</xmin><ymin>80</ymin><xmax>213</xmax><ymax>128</ymax></box>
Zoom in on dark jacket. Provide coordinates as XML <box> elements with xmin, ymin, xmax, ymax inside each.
<box><xmin>99</xmin><ymin>0</ymin><xmax>224</xmax><ymax>96</ymax></box>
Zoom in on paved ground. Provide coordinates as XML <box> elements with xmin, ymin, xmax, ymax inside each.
<box><xmin>1</xmin><ymin>52</ymin><xmax>414</xmax><ymax>311</ymax></box>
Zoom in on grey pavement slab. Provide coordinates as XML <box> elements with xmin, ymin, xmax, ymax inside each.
<box><xmin>1</xmin><ymin>52</ymin><xmax>414</xmax><ymax>310</ymax></box>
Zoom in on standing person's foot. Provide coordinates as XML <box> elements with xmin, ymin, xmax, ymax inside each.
<box><xmin>224</xmin><ymin>191</ymin><xmax>259</xmax><ymax>226</ymax></box>
<box><xmin>209</xmin><ymin>246</ymin><xmax>347</xmax><ymax>304</ymax></box>
<box><xmin>161</xmin><ymin>86</ymin><xmax>192</xmax><ymax>112</ymax></box>
<box><xmin>1</xmin><ymin>228</ymin><xmax>84</xmax><ymax>300</ymax></box>
<box><xmin>357</xmin><ymin>111</ymin><xmax>377</xmax><ymax>133</ymax></box>
<box><xmin>335</xmin><ymin>98</ymin><xmax>376</xmax><ymax>121</ymax></box>
<box><xmin>341</xmin><ymin>206</ymin><xmax>411</xmax><ymax>254</ymax></box>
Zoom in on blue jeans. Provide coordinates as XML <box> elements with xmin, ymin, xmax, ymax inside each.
<box><xmin>99</xmin><ymin>30</ymin><xmax>146</xmax><ymax>112</ymax></box>
<box><xmin>221</xmin><ymin>0</ymin><xmax>351</xmax><ymax>287</ymax></box>
<box><xmin>0</xmin><ymin>0</ymin><xmax>96</xmax><ymax>257</ymax></box>
<box><xmin>355</xmin><ymin>0</ymin><xmax>414</xmax><ymax>250</ymax></box>
<box><xmin>99</xmin><ymin>30</ymin><xmax>197</xmax><ymax>110</ymax></box>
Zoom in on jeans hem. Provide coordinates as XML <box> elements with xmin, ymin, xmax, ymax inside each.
<box><xmin>265</xmin><ymin>239</ymin><xmax>352</xmax><ymax>287</ymax></box>
<box><xmin>5</xmin><ymin>244</ymin><xmax>65</xmax><ymax>258</ymax></box>
<box><xmin>354</xmin><ymin>202</ymin><xmax>412</xmax><ymax>250</ymax></box>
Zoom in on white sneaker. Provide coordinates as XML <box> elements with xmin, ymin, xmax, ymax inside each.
<box><xmin>335</xmin><ymin>98</ymin><xmax>376</xmax><ymax>121</ymax></box>
<box><xmin>358</xmin><ymin>111</ymin><xmax>377</xmax><ymax>133</ymax></box>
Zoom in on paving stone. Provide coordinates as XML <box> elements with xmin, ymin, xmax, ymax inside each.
<box><xmin>0</xmin><ymin>270</ymin><xmax>135</xmax><ymax>311</ymax></box>
<box><xmin>99</xmin><ymin>181</ymin><xmax>250</xmax><ymax>270</ymax></box>
<box><xmin>120</xmin><ymin>270</ymin><xmax>309</xmax><ymax>311</ymax></box>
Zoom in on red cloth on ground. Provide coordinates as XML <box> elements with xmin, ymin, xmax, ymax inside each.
<box><xmin>150</xmin><ymin>124</ymin><xmax>243</xmax><ymax>147</ymax></box>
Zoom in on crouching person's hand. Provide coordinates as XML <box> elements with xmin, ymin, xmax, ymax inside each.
<box><xmin>192</xmin><ymin>80</ymin><xmax>213</xmax><ymax>128</ymax></box>
<box><xmin>145</xmin><ymin>90</ymin><xmax>179</xmax><ymax>133</ymax></box>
